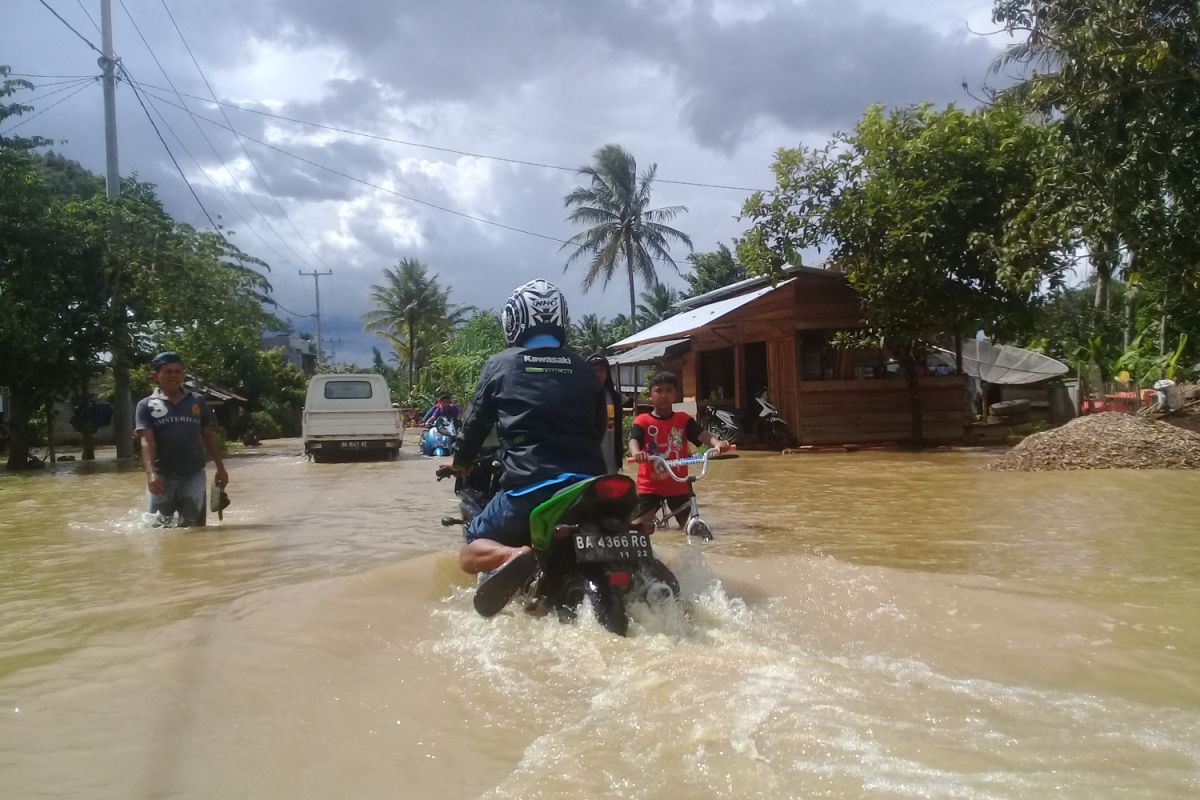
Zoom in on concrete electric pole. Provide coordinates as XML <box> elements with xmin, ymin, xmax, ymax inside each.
<box><xmin>299</xmin><ymin>270</ymin><xmax>333</xmax><ymax>366</ymax></box>
<box><xmin>100</xmin><ymin>0</ymin><xmax>134</xmax><ymax>459</ymax></box>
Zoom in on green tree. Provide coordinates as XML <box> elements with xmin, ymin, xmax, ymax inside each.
<box><xmin>740</xmin><ymin>103</ymin><xmax>1064</xmax><ymax>443</ymax></box>
<box><xmin>425</xmin><ymin>311</ymin><xmax>506</xmax><ymax>404</ymax></box>
<box><xmin>606</xmin><ymin>314</ymin><xmax>632</xmax><ymax>346</ymax></box>
<box><xmin>561</xmin><ymin>144</ymin><xmax>693</xmax><ymax>331</ymax></box>
<box><xmin>683</xmin><ymin>243</ymin><xmax>748</xmax><ymax>298</ymax></box>
<box><xmin>569</xmin><ymin>313</ymin><xmax>611</xmax><ymax>355</ymax></box>
<box><xmin>636</xmin><ymin>281</ymin><xmax>681</xmax><ymax>329</ymax></box>
<box><xmin>362</xmin><ymin>258</ymin><xmax>470</xmax><ymax>391</ymax></box>
<box><xmin>991</xmin><ymin>0</ymin><xmax>1200</xmax><ymax>359</ymax></box>
<box><xmin>1</xmin><ymin>75</ymin><xmax>112</xmax><ymax>467</ymax></box>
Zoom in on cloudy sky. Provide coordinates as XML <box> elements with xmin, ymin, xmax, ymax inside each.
<box><xmin>6</xmin><ymin>0</ymin><xmax>1007</xmax><ymax>364</ymax></box>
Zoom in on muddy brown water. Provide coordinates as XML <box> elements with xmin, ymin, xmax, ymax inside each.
<box><xmin>1</xmin><ymin>439</ymin><xmax>1197</xmax><ymax>798</ymax></box>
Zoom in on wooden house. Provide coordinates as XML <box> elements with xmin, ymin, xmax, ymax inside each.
<box><xmin>609</xmin><ymin>267</ymin><xmax>966</xmax><ymax>445</ymax></box>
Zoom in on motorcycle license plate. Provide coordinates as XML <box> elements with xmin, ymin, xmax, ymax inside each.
<box><xmin>573</xmin><ymin>531</ymin><xmax>652</xmax><ymax>563</ymax></box>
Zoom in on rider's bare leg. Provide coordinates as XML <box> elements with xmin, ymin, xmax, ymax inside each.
<box><xmin>459</xmin><ymin>540</ymin><xmax>532</xmax><ymax>574</ymax></box>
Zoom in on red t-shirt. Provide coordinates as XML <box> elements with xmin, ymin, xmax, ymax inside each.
<box><xmin>630</xmin><ymin>410</ymin><xmax>703</xmax><ymax>496</ymax></box>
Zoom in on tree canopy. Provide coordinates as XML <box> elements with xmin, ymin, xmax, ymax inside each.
<box><xmin>561</xmin><ymin>144</ymin><xmax>692</xmax><ymax>331</ymax></box>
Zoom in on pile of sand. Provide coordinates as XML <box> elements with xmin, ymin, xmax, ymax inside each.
<box><xmin>988</xmin><ymin>412</ymin><xmax>1200</xmax><ymax>471</ymax></box>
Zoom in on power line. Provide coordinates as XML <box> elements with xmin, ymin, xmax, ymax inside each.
<box><xmin>157</xmin><ymin>0</ymin><xmax>331</xmax><ymax>271</ymax></box>
<box><xmin>134</xmin><ymin>81</ymin><xmax>570</xmax><ymax>245</ymax></box>
<box><xmin>0</xmin><ymin>79</ymin><xmax>96</xmax><ymax>134</ymax></box>
<box><xmin>117</xmin><ymin>0</ymin><xmax>305</xmax><ymax>272</ymax></box>
<box><xmin>130</xmin><ymin>78</ymin><xmax>772</xmax><ymax>194</ymax></box>
<box><xmin>34</xmin><ymin>0</ymin><xmax>103</xmax><ymax>54</ymax></box>
<box><xmin>6</xmin><ymin>77</ymin><xmax>96</xmax><ymax>110</ymax></box>
<box><xmin>135</xmin><ymin>81</ymin><xmax>695</xmax><ymax>265</ymax></box>
<box><xmin>74</xmin><ymin>0</ymin><xmax>101</xmax><ymax>33</ymax></box>
<box><xmin>119</xmin><ymin>63</ymin><xmax>221</xmax><ymax>231</ymax></box>
<box><xmin>8</xmin><ymin>72</ymin><xmax>97</xmax><ymax>79</ymax></box>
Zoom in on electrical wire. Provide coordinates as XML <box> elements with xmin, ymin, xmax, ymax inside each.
<box><xmin>117</xmin><ymin>0</ymin><xmax>306</xmax><ymax>272</ymax></box>
<box><xmin>158</xmin><ymin>0</ymin><xmax>331</xmax><ymax>271</ymax></box>
<box><xmin>135</xmin><ymin>81</ymin><xmax>571</xmax><ymax>245</ymax></box>
<box><xmin>73</xmin><ymin>0</ymin><xmax>101</xmax><ymax>34</ymax></box>
<box><xmin>34</xmin><ymin>0</ymin><xmax>103</xmax><ymax>54</ymax></box>
<box><xmin>135</xmin><ymin>80</ymin><xmax>695</xmax><ymax>266</ymax></box>
<box><xmin>131</xmin><ymin>77</ymin><xmax>771</xmax><ymax>194</ymax></box>
<box><xmin>119</xmin><ymin>63</ymin><xmax>221</xmax><ymax>231</ymax></box>
<box><xmin>6</xmin><ymin>77</ymin><xmax>95</xmax><ymax>109</ymax></box>
<box><xmin>0</xmin><ymin>79</ymin><xmax>95</xmax><ymax>134</ymax></box>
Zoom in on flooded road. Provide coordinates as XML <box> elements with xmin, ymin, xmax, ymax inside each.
<box><xmin>1</xmin><ymin>439</ymin><xmax>1197</xmax><ymax>798</ymax></box>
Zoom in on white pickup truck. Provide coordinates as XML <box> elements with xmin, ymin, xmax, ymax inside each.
<box><xmin>302</xmin><ymin>374</ymin><xmax>404</xmax><ymax>461</ymax></box>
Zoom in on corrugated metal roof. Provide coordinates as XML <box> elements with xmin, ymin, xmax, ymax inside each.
<box><xmin>611</xmin><ymin>279</ymin><xmax>795</xmax><ymax>349</ymax></box>
<box><xmin>930</xmin><ymin>341</ymin><xmax>1068</xmax><ymax>385</ymax></box>
<box><xmin>606</xmin><ymin>338</ymin><xmax>690</xmax><ymax>365</ymax></box>
<box><xmin>675</xmin><ymin>264</ymin><xmax>841</xmax><ymax>310</ymax></box>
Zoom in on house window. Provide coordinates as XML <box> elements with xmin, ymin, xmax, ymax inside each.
<box><xmin>798</xmin><ymin>330</ymin><xmax>836</xmax><ymax>380</ymax></box>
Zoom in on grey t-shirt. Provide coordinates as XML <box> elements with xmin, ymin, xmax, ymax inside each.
<box><xmin>135</xmin><ymin>390</ymin><xmax>210</xmax><ymax>476</ymax></box>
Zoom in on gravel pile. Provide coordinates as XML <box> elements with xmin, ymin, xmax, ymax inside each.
<box><xmin>988</xmin><ymin>412</ymin><xmax>1200</xmax><ymax>471</ymax></box>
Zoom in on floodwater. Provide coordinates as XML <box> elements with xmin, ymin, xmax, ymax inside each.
<box><xmin>1</xmin><ymin>440</ymin><xmax>1197</xmax><ymax>799</ymax></box>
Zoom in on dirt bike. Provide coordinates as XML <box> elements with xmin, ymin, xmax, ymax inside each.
<box><xmin>640</xmin><ymin>447</ymin><xmax>736</xmax><ymax>543</ymax></box>
<box><xmin>438</xmin><ymin>461</ymin><xmax>680</xmax><ymax>637</ymax></box>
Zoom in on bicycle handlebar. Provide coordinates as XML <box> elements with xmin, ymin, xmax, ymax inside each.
<box><xmin>626</xmin><ymin>446</ymin><xmax>736</xmax><ymax>483</ymax></box>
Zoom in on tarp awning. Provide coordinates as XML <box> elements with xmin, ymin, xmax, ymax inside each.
<box><xmin>931</xmin><ymin>341</ymin><xmax>1068</xmax><ymax>385</ymax></box>
<box><xmin>607</xmin><ymin>338</ymin><xmax>690</xmax><ymax>365</ymax></box>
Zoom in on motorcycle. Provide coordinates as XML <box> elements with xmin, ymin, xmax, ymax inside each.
<box><xmin>699</xmin><ymin>390</ymin><xmax>791</xmax><ymax>450</ymax></box>
<box><xmin>437</xmin><ymin>461</ymin><xmax>680</xmax><ymax>636</ymax></box>
<box><xmin>420</xmin><ymin>417</ymin><xmax>458</xmax><ymax>457</ymax></box>
<box><xmin>751</xmin><ymin>390</ymin><xmax>792</xmax><ymax>451</ymax></box>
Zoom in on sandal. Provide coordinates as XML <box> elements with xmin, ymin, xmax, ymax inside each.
<box><xmin>473</xmin><ymin>550</ymin><xmax>537</xmax><ymax>617</ymax></box>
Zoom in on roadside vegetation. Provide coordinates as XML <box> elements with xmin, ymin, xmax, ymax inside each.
<box><xmin>3</xmin><ymin>2</ymin><xmax>1197</xmax><ymax>462</ymax></box>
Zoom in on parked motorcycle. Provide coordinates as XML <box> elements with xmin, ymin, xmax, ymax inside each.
<box><xmin>438</xmin><ymin>461</ymin><xmax>679</xmax><ymax>636</ymax></box>
<box><xmin>420</xmin><ymin>417</ymin><xmax>458</xmax><ymax>457</ymax></box>
<box><xmin>751</xmin><ymin>390</ymin><xmax>792</xmax><ymax>450</ymax></box>
<box><xmin>699</xmin><ymin>390</ymin><xmax>791</xmax><ymax>450</ymax></box>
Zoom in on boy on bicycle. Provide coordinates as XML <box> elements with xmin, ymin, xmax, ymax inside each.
<box><xmin>628</xmin><ymin>371</ymin><xmax>729</xmax><ymax>527</ymax></box>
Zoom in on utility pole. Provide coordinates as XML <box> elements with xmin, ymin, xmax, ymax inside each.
<box><xmin>101</xmin><ymin>0</ymin><xmax>133</xmax><ymax>459</ymax></box>
<box><xmin>299</xmin><ymin>270</ymin><xmax>333</xmax><ymax>366</ymax></box>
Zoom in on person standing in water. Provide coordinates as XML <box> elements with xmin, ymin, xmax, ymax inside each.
<box><xmin>135</xmin><ymin>351</ymin><xmax>228</xmax><ymax>527</ymax></box>
<box><xmin>587</xmin><ymin>354</ymin><xmax>624</xmax><ymax>474</ymax></box>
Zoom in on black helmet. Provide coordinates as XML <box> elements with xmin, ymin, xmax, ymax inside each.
<box><xmin>502</xmin><ymin>278</ymin><xmax>568</xmax><ymax>346</ymax></box>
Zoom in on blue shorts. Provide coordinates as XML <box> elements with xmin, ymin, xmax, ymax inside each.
<box><xmin>464</xmin><ymin>484</ymin><xmax>569</xmax><ymax>547</ymax></box>
<box><xmin>147</xmin><ymin>470</ymin><xmax>207</xmax><ymax>527</ymax></box>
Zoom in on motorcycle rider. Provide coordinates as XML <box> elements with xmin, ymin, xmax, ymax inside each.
<box><xmin>449</xmin><ymin>279</ymin><xmax>607</xmax><ymax>616</ymax></box>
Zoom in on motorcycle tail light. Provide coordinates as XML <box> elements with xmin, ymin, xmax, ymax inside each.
<box><xmin>593</xmin><ymin>476</ymin><xmax>634</xmax><ymax>499</ymax></box>
<box><xmin>607</xmin><ymin>572</ymin><xmax>630</xmax><ymax>587</ymax></box>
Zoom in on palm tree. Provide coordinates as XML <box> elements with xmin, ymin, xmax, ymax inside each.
<box><xmin>636</xmin><ymin>281</ymin><xmax>681</xmax><ymax>330</ymax></box>
<box><xmin>571</xmin><ymin>313</ymin><xmax>610</xmax><ymax>355</ymax></box>
<box><xmin>362</xmin><ymin>258</ymin><xmax>469</xmax><ymax>390</ymax></box>
<box><xmin>561</xmin><ymin>144</ymin><xmax>693</xmax><ymax>332</ymax></box>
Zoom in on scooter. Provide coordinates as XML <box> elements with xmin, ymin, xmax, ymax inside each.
<box><xmin>438</xmin><ymin>462</ymin><xmax>679</xmax><ymax>636</ymax></box>
<box><xmin>751</xmin><ymin>391</ymin><xmax>792</xmax><ymax>451</ymax></box>
<box><xmin>420</xmin><ymin>417</ymin><xmax>458</xmax><ymax>457</ymax></box>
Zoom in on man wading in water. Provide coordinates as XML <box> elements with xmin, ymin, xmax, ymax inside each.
<box><xmin>135</xmin><ymin>352</ymin><xmax>228</xmax><ymax>527</ymax></box>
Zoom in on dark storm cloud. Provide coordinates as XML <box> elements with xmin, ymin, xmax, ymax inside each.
<box><xmin>218</xmin><ymin>0</ymin><xmax>994</xmax><ymax>148</ymax></box>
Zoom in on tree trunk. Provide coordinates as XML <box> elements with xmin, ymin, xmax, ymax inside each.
<box><xmin>901</xmin><ymin>350</ymin><xmax>924</xmax><ymax>448</ymax></box>
<box><xmin>1159</xmin><ymin>289</ymin><xmax>1169</xmax><ymax>356</ymax></box>
<box><xmin>46</xmin><ymin>400</ymin><xmax>56</xmax><ymax>464</ymax></box>
<box><xmin>4</xmin><ymin>390</ymin><xmax>38</xmax><ymax>471</ymax></box>
<box><xmin>407</xmin><ymin>318</ymin><xmax>415</xmax><ymax>390</ymax></box>
<box><xmin>627</xmin><ymin>244</ymin><xmax>639</xmax><ymax>333</ymax></box>
<box><xmin>1123</xmin><ymin>250</ymin><xmax>1137</xmax><ymax>351</ymax></box>
<box><xmin>78</xmin><ymin>378</ymin><xmax>96</xmax><ymax>461</ymax></box>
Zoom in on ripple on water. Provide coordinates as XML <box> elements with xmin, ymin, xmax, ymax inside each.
<box><xmin>428</xmin><ymin>547</ymin><xmax>1200</xmax><ymax>800</ymax></box>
